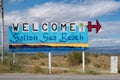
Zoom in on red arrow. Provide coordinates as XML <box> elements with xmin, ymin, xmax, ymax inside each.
<box><xmin>87</xmin><ymin>20</ymin><xmax>101</xmax><ymax>33</ymax></box>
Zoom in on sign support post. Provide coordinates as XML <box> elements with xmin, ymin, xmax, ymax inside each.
<box><xmin>82</xmin><ymin>51</ymin><xmax>85</xmax><ymax>72</ymax></box>
<box><xmin>48</xmin><ymin>52</ymin><xmax>52</xmax><ymax>74</ymax></box>
<box><xmin>13</xmin><ymin>53</ymin><xmax>16</xmax><ymax>64</ymax></box>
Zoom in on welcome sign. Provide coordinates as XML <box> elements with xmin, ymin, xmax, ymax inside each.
<box><xmin>9</xmin><ymin>22</ymin><xmax>88</xmax><ymax>52</ymax></box>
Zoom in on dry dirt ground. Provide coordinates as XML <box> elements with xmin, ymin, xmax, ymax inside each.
<box><xmin>0</xmin><ymin>53</ymin><xmax>120</xmax><ymax>74</ymax></box>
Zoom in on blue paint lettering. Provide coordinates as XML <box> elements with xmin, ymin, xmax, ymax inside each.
<box><xmin>59</xmin><ymin>33</ymin><xmax>67</xmax><ymax>42</ymax></box>
<box><xmin>40</xmin><ymin>33</ymin><xmax>56</xmax><ymax>43</ymax></box>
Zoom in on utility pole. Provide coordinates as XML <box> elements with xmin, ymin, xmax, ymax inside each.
<box><xmin>0</xmin><ymin>0</ymin><xmax>4</xmax><ymax>64</ymax></box>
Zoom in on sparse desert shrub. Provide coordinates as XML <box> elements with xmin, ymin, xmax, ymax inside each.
<box><xmin>34</xmin><ymin>65</ymin><xmax>43</xmax><ymax>73</ymax></box>
<box><xmin>118</xmin><ymin>68</ymin><xmax>120</xmax><ymax>73</ymax></box>
<box><xmin>34</xmin><ymin>64</ymin><xmax>48</xmax><ymax>74</ymax></box>
<box><xmin>52</xmin><ymin>63</ymin><xmax>59</xmax><ymax>67</ymax></box>
<box><xmin>86</xmin><ymin>70</ymin><xmax>100</xmax><ymax>75</ymax></box>
<box><xmin>37</xmin><ymin>53</ymin><xmax>47</xmax><ymax>58</ymax></box>
<box><xmin>67</xmin><ymin>51</ymin><xmax>90</xmax><ymax>66</ymax></box>
<box><xmin>85</xmin><ymin>53</ymin><xmax>91</xmax><ymax>64</ymax></box>
<box><xmin>67</xmin><ymin>52</ymin><xmax>82</xmax><ymax>66</ymax></box>
<box><xmin>30</xmin><ymin>53</ymin><xmax>47</xmax><ymax>60</ymax></box>
<box><xmin>93</xmin><ymin>63</ymin><xmax>101</xmax><ymax>68</ymax></box>
<box><xmin>63</xmin><ymin>70</ymin><xmax>69</xmax><ymax>73</ymax></box>
<box><xmin>29</xmin><ymin>55</ymin><xmax>40</xmax><ymax>60</ymax></box>
<box><xmin>40</xmin><ymin>62</ymin><xmax>45</xmax><ymax>66</ymax></box>
<box><xmin>94</xmin><ymin>54</ymin><xmax>99</xmax><ymax>58</ymax></box>
<box><xmin>63</xmin><ymin>55</ymin><xmax>67</xmax><ymax>58</ymax></box>
<box><xmin>0</xmin><ymin>54</ymin><xmax>23</xmax><ymax>73</ymax></box>
<box><xmin>0</xmin><ymin>65</ymin><xmax>11</xmax><ymax>73</ymax></box>
<box><xmin>10</xmin><ymin>63</ymin><xmax>23</xmax><ymax>72</ymax></box>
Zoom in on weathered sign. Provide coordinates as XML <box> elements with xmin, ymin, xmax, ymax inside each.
<box><xmin>9</xmin><ymin>22</ymin><xmax>88</xmax><ymax>52</ymax></box>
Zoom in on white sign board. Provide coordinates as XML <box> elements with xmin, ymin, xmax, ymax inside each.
<box><xmin>111</xmin><ymin>56</ymin><xmax>118</xmax><ymax>73</ymax></box>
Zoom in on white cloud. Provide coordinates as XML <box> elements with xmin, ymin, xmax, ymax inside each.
<box><xmin>5</xmin><ymin>1</ymin><xmax>120</xmax><ymax>24</ymax></box>
<box><xmin>89</xmin><ymin>21</ymin><xmax>120</xmax><ymax>36</ymax></box>
<box><xmin>4</xmin><ymin>0</ymin><xmax>120</xmax><ymax>47</ymax></box>
<box><xmin>89</xmin><ymin>38</ymin><xmax>120</xmax><ymax>47</ymax></box>
<box><xmin>9</xmin><ymin>0</ymin><xmax>24</xmax><ymax>3</ymax></box>
<box><xmin>89</xmin><ymin>21</ymin><xmax>120</xmax><ymax>46</ymax></box>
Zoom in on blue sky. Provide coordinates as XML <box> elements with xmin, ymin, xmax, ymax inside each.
<box><xmin>3</xmin><ymin>0</ymin><xmax>120</xmax><ymax>47</ymax></box>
